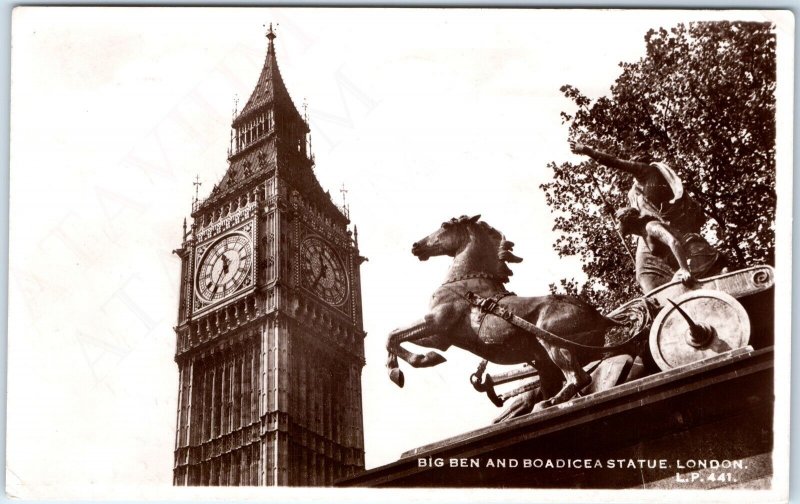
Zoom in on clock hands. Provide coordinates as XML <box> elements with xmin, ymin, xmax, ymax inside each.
<box><xmin>301</xmin><ymin>240</ymin><xmax>346</xmax><ymax>304</ymax></box>
<box><xmin>310</xmin><ymin>261</ymin><xmax>329</xmax><ymax>289</ymax></box>
<box><xmin>207</xmin><ymin>254</ymin><xmax>232</xmax><ymax>296</ymax></box>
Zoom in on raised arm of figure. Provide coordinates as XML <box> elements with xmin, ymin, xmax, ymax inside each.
<box><xmin>569</xmin><ymin>141</ymin><xmax>654</xmax><ymax>182</ymax></box>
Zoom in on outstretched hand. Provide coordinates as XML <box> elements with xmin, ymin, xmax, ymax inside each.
<box><xmin>569</xmin><ymin>140</ymin><xmax>588</xmax><ymax>155</ymax></box>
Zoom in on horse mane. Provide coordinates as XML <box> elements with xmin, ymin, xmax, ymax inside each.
<box><xmin>448</xmin><ymin>215</ymin><xmax>523</xmax><ymax>281</ymax></box>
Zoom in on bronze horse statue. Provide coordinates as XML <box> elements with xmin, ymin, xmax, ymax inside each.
<box><xmin>386</xmin><ymin>215</ymin><xmax>619</xmax><ymax>419</ymax></box>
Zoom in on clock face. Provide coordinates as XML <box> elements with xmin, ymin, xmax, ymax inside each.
<box><xmin>300</xmin><ymin>237</ymin><xmax>348</xmax><ymax>306</ymax></box>
<box><xmin>196</xmin><ymin>233</ymin><xmax>253</xmax><ymax>303</ymax></box>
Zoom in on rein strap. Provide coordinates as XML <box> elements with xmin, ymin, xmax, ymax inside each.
<box><xmin>464</xmin><ymin>291</ymin><xmax>641</xmax><ymax>354</ymax></box>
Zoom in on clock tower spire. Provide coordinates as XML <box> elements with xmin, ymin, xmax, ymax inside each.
<box><xmin>173</xmin><ymin>26</ymin><xmax>366</xmax><ymax>487</ymax></box>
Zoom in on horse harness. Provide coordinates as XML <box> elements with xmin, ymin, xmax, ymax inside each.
<box><xmin>464</xmin><ymin>290</ymin><xmax>646</xmax><ymax>407</ymax></box>
<box><xmin>463</xmin><ymin>290</ymin><xmax>643</xmax><ymax>354</ymax></box>
<box><xmin>472</xmin><ymin>290</ymin><xmax>515</xmax><ymax>335</ymax></box>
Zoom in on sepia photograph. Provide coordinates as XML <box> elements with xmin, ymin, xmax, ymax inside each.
<box><xmin>6</xmin><ymin>6</ymin><xmax>794</xmax><ymax>502</ymax></box>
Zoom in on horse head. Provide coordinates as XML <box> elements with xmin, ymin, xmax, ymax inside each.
<box><xmin>411</xmin><ymin>214</ymin><xmax>523</xmax><ymax>282</ymax></box>
<box><xmin>412</xmin><ymin>214</ymin><xmax>480</xmax><ymax>261</ymax></box>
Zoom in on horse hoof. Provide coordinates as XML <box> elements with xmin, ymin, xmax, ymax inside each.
<box><xmin>389</xmin><ymin>368</ymin><xmax>405</xmax><ymax>388</ymax></box>
<box><xmin>424</xmin><ymin>351</ymin><xmax>447</xmax><ymax>366</ymax></box>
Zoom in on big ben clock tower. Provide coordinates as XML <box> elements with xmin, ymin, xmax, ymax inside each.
<box><xmin>172</xmin><ymin>26</ymin><xmax>366</xmax><ymax>486</ymax></box>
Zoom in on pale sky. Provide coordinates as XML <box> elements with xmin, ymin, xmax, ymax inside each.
<box><xmin>6</xmin><ymin>7</ymin><xmax>793</xmax><ymax>500</ymax></box>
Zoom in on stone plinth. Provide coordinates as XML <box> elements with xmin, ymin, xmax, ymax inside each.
<box><xmin>339</xmin><ymin>347</ymin><xmax>773</xmax><ymax>489</ymax></box>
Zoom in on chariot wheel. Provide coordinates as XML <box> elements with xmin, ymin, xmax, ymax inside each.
<box><xmin>649</xmin><ymin>289</ymin><xmax>750</xmax><ymax>372</ymax></box>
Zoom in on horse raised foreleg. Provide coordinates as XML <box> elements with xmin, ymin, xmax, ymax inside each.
<box><xmin>386</xmin><ymin>317</ymin><xmax>449</xmax><ymax>387</ymax></box>
<box><xmin>533</xmin><ymin>345</ymin><xmax>591</xmax><ymax>412</ymax></box>
<box><xmin>385</xmin><ymin>350</ymin><xmax>406</xmax><ymax>388</ymax></box>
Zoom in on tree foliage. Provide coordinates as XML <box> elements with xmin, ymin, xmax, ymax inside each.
<box><xmin>541</xmin><ymin>21</ymin><xmax>776</xmax><ymax>312</ymax></box>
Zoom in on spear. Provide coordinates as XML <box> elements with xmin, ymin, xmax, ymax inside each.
<box><xmin>586</xmin><ymin>169</ymin><xmax>637</xmax><ymax>270</ymax></box>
